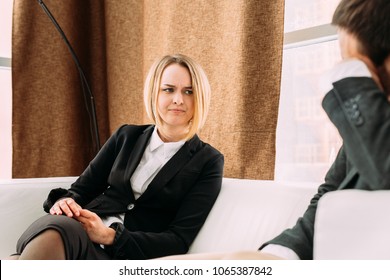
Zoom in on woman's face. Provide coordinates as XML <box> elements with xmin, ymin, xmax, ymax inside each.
<box><xmin>157</xmin><ymin>63</ymin><xmax>194</xmax><ymax>131</ymax></box>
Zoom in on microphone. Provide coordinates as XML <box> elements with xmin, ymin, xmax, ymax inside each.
<box><xmin>37</xmin><ymin>0</ymin><xmax>101</xmax><ymax>154</ymax></box>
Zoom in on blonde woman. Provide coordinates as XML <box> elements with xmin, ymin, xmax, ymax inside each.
<box><xmin>9</xmin><ymin>54</ymin><xmax>224</xmax><ymax>260</ymax></box>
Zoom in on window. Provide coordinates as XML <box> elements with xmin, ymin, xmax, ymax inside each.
<box><xmin>275</xmin><ymin>0</ymin><xmax>342</xmax><ymax>182</ymax></box>
<box><xmin>0</xmin><ymin>0</ymin><xmax>13</xmax><ymax>179</ymax></box>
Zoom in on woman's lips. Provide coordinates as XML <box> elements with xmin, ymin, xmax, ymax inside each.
<box><xmin>169</xmin><ymin>109</ymin><xmax>185</xmax><ymax>113</ymax></box>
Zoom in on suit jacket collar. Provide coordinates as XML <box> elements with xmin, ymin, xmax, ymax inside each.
<box><xmin>137</xmin><ymin>134</ymin><xmax>201</xmax><ymax>202</ymax></box>
<box><xmin>124</xmin><ymin>125</ymin><xmax>154</xmax><ymax>189</ymax></box>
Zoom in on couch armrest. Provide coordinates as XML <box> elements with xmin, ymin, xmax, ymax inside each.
<box><xmin>314</xmin><ymin>189</ymin><xmax>390</xmax><ymax>259</ymax></box>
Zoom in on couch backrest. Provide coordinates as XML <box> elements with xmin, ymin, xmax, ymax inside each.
<box><xmin>189</xmin><ymin>178</ymin><xmax>318</xmax><ymax>253</ymax></box>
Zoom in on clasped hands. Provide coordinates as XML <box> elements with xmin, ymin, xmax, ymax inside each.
<box><xmin>50</xmin><ymin>198</ymin><xmax>115</xmax><ymax>245</ymax></box>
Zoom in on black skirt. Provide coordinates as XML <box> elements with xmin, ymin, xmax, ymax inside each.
<box><xmin>16</xmin><ymin>214</ymin><xmax>110</xmax><ymax>260</ymax></box>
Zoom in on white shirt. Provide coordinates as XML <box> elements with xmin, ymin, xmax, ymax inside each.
<box><xmin>131</xmin><ymin>127</ymin><xmax>185</xmax><ymax>199</ymax></box>
<box><xmin>261</xmin><ymin>59</ymin><xmax>372</xmax><ymax>260</ymax></box>
<box><xmin>319</xmin><ymin>59</ymin><xmax>372</xmax><ymax>94</ymax></box>
<box><xmin>101</xmin><ymin>127</ymin><xmax>185</xmax><ymax>227</ymax></box>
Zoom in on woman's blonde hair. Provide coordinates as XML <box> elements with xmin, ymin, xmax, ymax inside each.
<box><xmin>144</xmin><ymin>54</ymin><xmax>211</xmax><ymax>140</ymax></box>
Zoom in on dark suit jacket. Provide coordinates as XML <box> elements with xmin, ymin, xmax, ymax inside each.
<box><xmin>43</xmin><ymin>124</ymin><xmax>224</xmax><ymax>259</ymax></box>
<box><xmin>260</xmin><ymin>77</ymin><xmax>390</xmax><ymax>259</ymax></box>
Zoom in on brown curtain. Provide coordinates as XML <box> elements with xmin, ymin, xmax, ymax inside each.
<box><xmin>12</xmin><ymin>0</ymin><xmax>110</xmax><ymax>177</ymax></box>
<box><xmin>12</xmin><ymin>0</ymin><xmax>284</xmax><ymax>179</ymax></box>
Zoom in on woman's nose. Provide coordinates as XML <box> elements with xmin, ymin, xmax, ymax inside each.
<box><xmin>173</xmin><ymin>92</ymin><xmax>183</xmax><ymax>104</ymax></box>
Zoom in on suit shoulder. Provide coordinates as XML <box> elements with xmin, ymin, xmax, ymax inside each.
<box><xmin>114</xmin><ymin>124</ymin><xmax>154</xmax><ymax>137</ymax></box>
<box><xmin>197</xmin><ymin>139</ymin><xmax>223</xmax><ymax>158</ymax></box>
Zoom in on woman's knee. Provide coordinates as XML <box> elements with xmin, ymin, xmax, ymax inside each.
<box><xmin>19</xmin><ymin>229</ymin><xmax>66</xmax><ymax>260</ymax></box>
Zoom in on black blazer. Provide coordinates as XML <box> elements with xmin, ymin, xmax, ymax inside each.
<box><xmin>260</xmin><ymin>77</ymin><xmax>390</xmax><ymax>259</ymax></box>
<box><xmin>43</xmin><ymin>124</ymin><xmax>224</xmax><ymax>259</ymax></box>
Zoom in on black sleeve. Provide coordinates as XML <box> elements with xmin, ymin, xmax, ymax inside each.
<box><xmin>43</xmin><ymin>125</ymin><xmax>126</xmax><ymax>211</ymax></box>
<box><xmin>260</xmin><ymin>76</ymin><xmax>390</xmax><ymax>259</ymax></box>
<box><xmin>259</xmin><ymin>147</ymin><xmax>346</xmax><ymax>259</ymax></box>
<box><xmin>322</xmin><ymin>77</ymin><xmax>390</xmax><ymax>189</ymax></box>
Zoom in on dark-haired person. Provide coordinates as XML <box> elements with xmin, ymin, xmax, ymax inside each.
<box><xmin>161</xmin><ymin>0</ymin><xmax>390</xmax><ymax>260</ymax></box>
<box><xmin>8</xmin><ymin>54</ymin><xmax>224</xmax><ymax>260</ymax></box>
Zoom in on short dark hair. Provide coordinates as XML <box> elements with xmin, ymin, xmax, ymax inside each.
<box><xmin>332</xmin><ymin>0</ymin><xmax>390</xmax><ymax>66</ymax></box>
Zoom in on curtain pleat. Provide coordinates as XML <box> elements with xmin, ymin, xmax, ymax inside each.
<box><xmin>12</xmin><ymin>0</ymin><xmax>284</xmax><ymax>179</ymax></box>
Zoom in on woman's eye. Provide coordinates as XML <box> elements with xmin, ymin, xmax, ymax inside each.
<box><xmin>162</xmin><ymin>88</ymin><xmax>174</xmax><ymax>93</ymax></box>
<box><xmin>184</xmin><ymin>90</ymin><xmax>193</xmax><ymax>95</ymax></box>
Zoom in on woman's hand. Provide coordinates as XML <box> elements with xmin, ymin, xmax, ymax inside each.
<box><xmin>74</xmin><ymin>209</ymin><xmax>116</xmax><ymax>245</ymax></box>
<box><xmin>50</xmin><ymin>197</ymin><xmax>82</xmax><ymax>217</ymax></box>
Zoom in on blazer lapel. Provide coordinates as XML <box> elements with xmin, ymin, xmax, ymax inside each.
<box><xmin>124</xmin><ymin>126</ymin><xmax>154</xmax><ymax>183</ymax></box>
<box><xmin>137</xmin><ymin>135</ymin><xmax>200</xmax><ymax>202</ymax></box>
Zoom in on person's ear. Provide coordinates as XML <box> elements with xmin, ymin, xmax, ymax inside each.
<box><xmin>377</xmin><ymin>54</ymin><xmax>390</xmax><ymax>95</ymax></box>
<box><xmin>338</xmin><ymin>28</ymin><xmax>362</xmax><ymax>60</ymax></box>
<box><xmin>382</xmin><ymin>54</ymin><xmax>390</xmax><ymax>73</ymax></box>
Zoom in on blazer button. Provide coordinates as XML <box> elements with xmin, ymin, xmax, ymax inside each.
<box><xmin>127</xmin><ymin>203</ymin><xmax>135</xmax><ymax>210</ymax></box>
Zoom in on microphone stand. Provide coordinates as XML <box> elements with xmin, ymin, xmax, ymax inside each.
<box><xmin>37</xmin><ymin>0</ymin><xmax>101</xmax><ymax>154</ymax></box>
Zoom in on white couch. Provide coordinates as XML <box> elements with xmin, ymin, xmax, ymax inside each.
<box><xmin>2</xmin><ymin>177</ymin><xmax>389</xmax><ymax>259</ymax></box>
<box><xmin>0</xmin><ymin>176</ymin><xmax>318</xmax><ymax>259</ymax></box>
